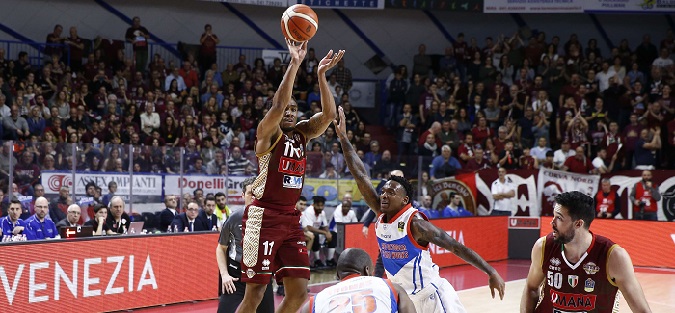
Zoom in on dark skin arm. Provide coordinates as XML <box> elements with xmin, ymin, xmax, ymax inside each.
<box><xmin>393</xmin><ymin>282</ymin><xmax>416</xmax><ymax>313</ymax></box>
<box><xmin>411</xmin><ymin>217</ymin><xmax>506</xmax><ymax>300</ymax></box>
<box><xmin>334</xmin><ymin>106</ymin><xmax>381</xmax><ymax>216</ymax></box>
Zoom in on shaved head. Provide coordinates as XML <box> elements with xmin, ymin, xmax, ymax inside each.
<box><xmin>336</xmin><ymin>248</ymin><xmax>373</xmax><ymax>279</ymax></box>
<box><xmin>390</xmin><ymin>170</ymin><xmax>403</xmax><ymax>177</ymax></box>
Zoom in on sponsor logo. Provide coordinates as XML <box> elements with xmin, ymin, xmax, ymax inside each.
<box><xmin>508</xmin><ymin>217</ymin><xmax>540</xmax><ymax>229</ymax></box>
<box><xmin>584</xmin><ymin>278</ymin><xmax>595</xmax><ymax>293</ymax></box>
<box><xmin>550</xmin><ymin>257</ymin><xmax>561</xmax><ymax>267</ymax></box>
<box><xmin>549</xmin><ymin>289</ymin><xmax>597</xmax><ymax>311</ymax></box>
<box><xmin>47</xmin><ymin>174</ymin><xmax>73</xmax><ymax>192</ymax></box>
<box><xmin>397</xmin><ymin>222</ymin><xmax>405</xmax><ymax>232</ymax></box>
<box><xmin>297</xmin><ymin>241</ymin><xmax>306</xmax><ymax>246</ymax></box>
<box><xmin>261</xmin><ymin>259</ymin><xmax>271</xmax><ymax>271</ymax></box>
<box><xmin>246</xmin><ymin>269</ymin><xmax>256</xmax><ymax>278</ymax></box>
<box><xmin>278</xmin><ymin>157</ymin><xmax>306</xmax><ymax>175</ymax></box>
<box><xmin>583</xmin><ymin>262</ymin><xmax>600</xmax><ymax>275</ymax></box>
<box><xmin>568</xmin><ymin>275</ymin><xmax>578</xmax><ymax>288</ymax></box>
<box><xmin>282</xmin><ymin>175</ymin><xmax>303</xmax><ymax>189</ymax></box>
<box><xmin>283</xmin><ymin>139</ymin><xmax>303</xmax><ymax>159</ymax></box>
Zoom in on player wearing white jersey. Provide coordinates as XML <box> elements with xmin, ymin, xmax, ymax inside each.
<box><xmin>335</xmin><ymin>107</ymin><xmax>506</xmax><ymax>312</ymax></box>
<box><xmin>300</xmin><ymin>248</ymin><xmax>415</xmax><ymax>313</ymax></box>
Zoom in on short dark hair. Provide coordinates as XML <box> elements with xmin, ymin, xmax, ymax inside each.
<box><xmin>546</xmin><ymin>151</ymin><xmax>554</xmax><ymax>157</ymax></box>
<box><xmin>313</xmin><ymin>196</ymin><xmax>326</xmax><ymax>204</ymax></box>
<box><xmin>93</xmin><ymin>204</ymin><xmax>106</xmax><ymax>213</ymax></box>
<box><xmin>215</xmin><ymin>192</ymin><xmax>226</xmax><ymax>198</ymax></box>
<box><xmin>389</xmin><ymin>175</ymin><xmax>413</xmax><ymax>204</ymax></box>
<box><xmin>193</xmin><ymin>188</ymin><xmax>203</xmax><ymax>196</ymax></box>
<box><xmin>554</xmin><ymin>191</ymin><xmax>595</xmax><ymax>229</ymax></box>
<box><xmin>9</xmin><ymin>198</ymin><xmax>21</xmax><ymax>206</ymax></box>
<box><xmin>205</xmin><ymin>195</ymin><xmax>216</xmax><ymax>204</ymax></box>
<box><xmin>298</xmin><ymin>196</ymin><xmax>307</xmax><ymax>202</ymax></box>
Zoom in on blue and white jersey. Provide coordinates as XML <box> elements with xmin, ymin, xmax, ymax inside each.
<box><xmin>310</xmin><ymin>275</ymin><xmax>399</xmax><ymax>313</ymax></box>
<box><xmin>375</xmin><ymin>204</ymin><xmax>440</xmax><ymax>295</ymax></box>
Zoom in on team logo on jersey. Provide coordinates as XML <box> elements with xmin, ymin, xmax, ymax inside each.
<box><xmin>246</xmin><ymin>269</ymin><xmax>256</xmax><ymax>278</ymax></box>
<box><xmin>584</xmin><ymin>278</ymin><xmax>595</xmax><ymax>292</ymax></box>
<box><xmin>550</xmin><ymin>257</ymin><xmax>561</xmax><ymax>267</ymax></box>
<box><xmin>583</xmin><ymin>262</ymin><xmax>600</xmax><ymax>275</ymax></box>
<box><xmin>262</xmin><ymin>259</ymin><xmax>271</xmax><ymax>270</ymax></box>
<box><xmin>282</xmin><ymin>175</ymin><xmax>303</xmax><ymax>189</ymax></box>
<box><xmin>567</xmin><ymin>275</ymin><xmax>579</xmax><ymax>288</ymax></box>
<box><xmin>397</xmin><ymin>222</ymin><xmax>405</xmax><ymax>232</ymax></box>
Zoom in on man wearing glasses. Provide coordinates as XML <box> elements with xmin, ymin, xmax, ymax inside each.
<box><xmin>170</xmin><ymin>201</ymin><xmax>208</xmax><ymax>232</ymax></box>
<box><xmin>25</xmin><ymin>196</ymin><xmax>59</xmax><ymax>239</ymax></box>
<box><xmin>159</xmin><ymin>195</ymin><xmax>179</xmax><ymax>232</ymax></box>
<box><xmin>56</xmin><ymin>204</ymin><xmax>82</xmax><ymax>229</ymax></box>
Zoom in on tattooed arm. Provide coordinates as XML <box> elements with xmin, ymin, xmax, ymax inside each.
<box><xmin>334</xmin><ymin>107</ymin><xmax>381</xmax><ymax>216</ymax></box>
<box><xmin>411</xmin><ymin>217</ymin><xmax>505</xmax><ymax>300</ymax></box>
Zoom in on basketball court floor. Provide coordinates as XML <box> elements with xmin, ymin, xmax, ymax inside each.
<box><xmin>129</xmin><ymin>259</ymin><xmax>675</xmax><ymax>312</ymax></box>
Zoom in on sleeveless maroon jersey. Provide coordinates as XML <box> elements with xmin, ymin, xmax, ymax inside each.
<box><xmin>536</xmin><ymin>232</ymin><xmax>620</xmax><ymax>313</ymax></box>
<box><xmin>251</xmin><ymin>130</ymin><xmax>307</xmax><ymax>211</ymax></box>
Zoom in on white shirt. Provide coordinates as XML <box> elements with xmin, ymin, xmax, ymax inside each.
<box><xmin>595</xmin><ymin>70</ymin><xmax>611</xmax><ymax>92</ymax></box>
<box><xmin>140</xmin><ymin>111</ymin><xmax>160</xmax><ymax>134</ymax></box>
<box><xmin>530</xmin><ymin>146</ymin><xmax>552</xmax><ymax>161</ymax></box>
<box><xmin>652</xmin><ymin>57</ymin><xmax>674</xmax><ymax>69</ymax></box>
<box><xmin>332</xmin><ymin>206</ymin><xmax>358</xmax><ymax>224</ymax></box>
<box><xmin>491</xmin><ymin>178</ymin><xmax>515</xmax><ymax>213</ymax></box>
<box><xmin>0</xmin><ymin>105</ymin><xmax>10</xmax><ymax>118</ymax></box>
<box><xmin>553</xmin><ymin>149</ymin><xmax>576</xmax><ymax>169</ymax></box>
<box><xmin>532</xmin><ymin>100</ymin><xmax>553</xmax><ymax>115</ymax></box>
<box><xmin>592</xmin><ymin>156</ymin><xmax>607</xmax><ymax>171</ymax></box>
<box><xmin>301</xmin><ymin>206</ymin><xmax>328</xmax><ymax>229</ymax></box>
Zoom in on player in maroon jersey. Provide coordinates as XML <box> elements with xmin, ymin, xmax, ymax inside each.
<box><xmin>520</xmin><ymin>191</ymin><xmax>651</xmax><ymax>313</ymax></box>
<box><xmin>237</xmin><ymin>38</ymin><xmax>345</xmax><ymax>313</ymax></box>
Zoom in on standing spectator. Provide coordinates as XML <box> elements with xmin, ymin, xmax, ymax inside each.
<box><xmin>364</xmin><ymin>140</ymin><xmax>381</xmax><ymax>168</ymax></box>
<box><xmin>25</xmin><ymin>197</ymin><xmax>58</xmax><ymax>240</ymax></box>
<box><xmin>652</xmin><ymin>48</ymin><xmax>674</xmax><ymax>72</ymax></box>
<box><xmin>592</xmin><ymin>148</ymin><xmax>617</xmax><ymax>174</ymax></box>
<box><xmin>125</xmin><ymin>16</ymin><xmax>150</xmax><ymax>72</ymax></box>
<box><xmin>594</xmin><ymin>178</ymin><xmax>620</xmax><ymax>219</ymax></box>
<box><xmin>387</xmin><ymin>66</ymin><xmax>408</xmax><ymax>127</ymax></box>
<box><xmin>106</xmin><ymin>196</ymin><xmax>131</xmax><ymax>234</ymax></box>
<box><xmin>65</xmin><ymin>26</ymin><xmax>85</xmax><ymax>72</ymax></box>
<box><xmin>396</xmin><ymin>103</ymin><xmax>418</xmax><ymax>160</ymax></box>
<box><xmin>179</xmin><ymin>61</ymin><xmax>199</xmax><ymax>90</ymax></box>
<box><xmin>497</xmin><ymin>140</ymin><xmax>520</xmax><ymax>170</ymax></box>
<box><xmin>49</xmin><ymin>186</ymin><xmax>70</xmax><ymax>223</ymax></box>
<box><xmin>490</xmin><ymin>167</ymin><xmax>515</xmax><ymax>216</ymax></box>
<box><xmin>2</xmin><ymin>105</ymin><xmax>29</xmax><ymax>140</ymax></box>
<box><xmin>530</xmin><ymin>137</ymin><xmax>552</xmax><ymax>165</ymax></box>
<box><xmin>56</xmin><ymin>204</ymin><xmax>82</xmax><ymax>229</ymax></box>
<box><xmin>465</xmin><ymin>148</ymin><xmax>491</xmax><ymax>171</ymax></box>
<box><xmin>412</xmin><ymin>44</ymin><xmax>432</xmax><ymax>79</ymax></box>
<box><xmin>457</xmin><ymin>133</ymin><xmax>476</xmax><ymax>166</ymax></box>
<box><xmin>330</xmin><ymin>59</ymin><xmax>352</xmax><ymax>92</ymax></box>
<box><xmin>635</xmin><ymin>35</ymin><xmax>658</xmax><ymax>75</ymax></box>
<box><xmin>430</xmin><ymin>145</ymin><xmax>462</xmax><ymax>179</ymax></box>
<box><xmin>199</xmin><ymin>24</ymin><xmax>220</xmax><ymax>75</ymax></box>
<box><xmin>629</xmin><ymin>170</ymin><xmax>661</xmax><ymax>221</ymax></box>
<box><xmin>45</xmin><ymin>24</ymin><xmax>65</xmax><ymax>59</ymax></box>
<box><xmin>634</xmin><ymin>128</ymin><xmax>661</xmax><ymax>170</ymax></box>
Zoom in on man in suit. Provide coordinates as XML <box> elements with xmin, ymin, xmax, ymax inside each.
<box><xmin>56</xmin><ymin>204</ymin><xmax>82</xmax><ymax>229</ymax></box>
<box><xmin>159</xmin><ymin>194</ymin><xmax>178</xmax><ymax>232</ymax></box>
<box><xmin>199</xmin><ymin>195</ymin><xmax>219</xmax><ymax>231</ymax></box>
<box><xmin>170</xmin><ymin>201</ymin><xmax>207</xmax><ymax>232</ymax></box>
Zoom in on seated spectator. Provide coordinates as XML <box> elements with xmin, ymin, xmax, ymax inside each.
<box><xmin>418</xmin><ymin>133</ymin><xmax>439</xmax><ymax>157</ymax></box>
<box><xmin>430</xmin><ymin>145</ymin><xmax>461</xmax><ymax>179</ymax></box>
<box><xmin>207</xmin><ymin>149</ymin><xmax>226</xmax><ymax>175</ymax></box>
<box><xmin>471</xmin><ymin>117</ymin><xmax>492</xmax><ymax>147</ymax></box>
<box><xmin>49</xmin><ymin>186</ymin><xmax>70</xmax><ymax>223</ymax></box>
<box><xmin>170</xmin><ymin>201</ymin><xmax>207</xmax><ymax>232</ymax></box>
<box><xmin>364</xmin><ymin>140</ymin><xmax>381</xmax><ymax>168</ymax></box>
<box><xmin>457</xmin><ymin>133</ymin><xmax>476</xmax><ymax>165</ymax></box>
<box><xmin>301</xmin><ymin>196</ymin><xmax>335</xmax><ymax>268</ymax></box>
<box><xmin>465</xmin><ymin>147</ymin><xmax>491</xmax><ymax>171</ymax></box>
<box><xmin>417</xmin><ymin>122</ymin><xmax>442</xmax><ymax>153</ymax></box>
<box><xmin>541</xmin><ymin>151</ymin><xmax>555</xmax><ymax>169</ymax></box>
<box><xmin>188</xmin><ymin>157</ymin><xmax>208</xmax><ymax>174</ymax></box>
<box><xmin>227</xmin><ymin>146</ymin><xmax>253</xmax><ymax>176</ymax></box>
<box><xmin>201</xmin><ymin>137</ymin><xmax>219</xmax><ymax>165</ymax></box>
<box><xmin>56</xmin><ymin>204</ymin><xmax>82</xmax><ymax>229</ymax></box>
<box><xmin>200</xmin><ymin>195</ymin><xmax>219</xmax><ymax>231</ymax></box>
<box><xmin>225</xmin><ymin>124</ymin><xmax>246</xmax><ymax>149</ymax></box>
<box><xmin>332</xmin><ymin>193</ymin><xmax>358</xmax><ymax>225</ymax></box>
<box><xmin>2</xmin><ymin>105</ymin><xmax>29</xmax><ymax>140</ymax></box>
<box><xmin>594</xmin><ymin>178</ymin><xmax>620</xmax><ymax>219</ymax></box>
<box><xmin>319</xmin><ymin>163</ymin><xmax>339</xmax><ymax>179</ymax></box>
<box><xmin>1</xmin><ymin>199</ymin><xmax>35</xmax><ymax>240</ymax></box>
<box><xmin>372</xmin><ymin>150</ymin><xmax>397</xmax><ymax>178</ymax></box>
<box><xmin>84</xmin><ymin>204</ymin><xmax>112</xmax><ymax>235</ymax></box>
<box><xmin>444</xmin><ymin>192</ymin><xmax>473</xmax><ymax>217</ymax></box>
<box><xmin>159</xmin><ymin>195</ymin><xmax>179</xmax><ymax>232</ymax></box>
<box><xmin>553</xmin><ymin>140</ymin><xmax>575</xmax><ymax>170</ymax></box>
<box><xmin>106</xmin><ymin>196</ymin><xmax>131</xmax><ymax>234</ymax></box>
<box><xmin>417</xmin><ymin>196</ymin><xmax>433</xmax><ymax>217</ymax></box>
<box><xmin>634</xmin><ymin>128</ymin><xmax>661</xmax><ymax>170</ymax></box>
<box><xmin>562</xmin><ymin>146</ymin><xmax>593</xmax><ymax>174</ymax></box>
<box><xmin>25</xmin><ymin>197</ymin><xmax>58</xmax><ymax>239</ymax></box>
<box><xmin>193</xmin><ymin>188</ymin><xmax>205</xmax><ymax>208</ymax></box>
<box><xmin>14</xmin><ymin>151</ymin><xmax>40</xmax><ymax>195</ymax></box>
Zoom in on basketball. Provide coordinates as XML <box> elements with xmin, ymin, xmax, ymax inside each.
<box><xmin>280</xmin><ymin>4</ymin><xmax>318</xmax><ymax>43</ymax></box>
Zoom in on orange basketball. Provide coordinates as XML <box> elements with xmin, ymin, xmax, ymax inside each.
<box><xmin>280</xmin><ymin>4</ymin><xmax>319</xmax><ymax>42</ymax></box>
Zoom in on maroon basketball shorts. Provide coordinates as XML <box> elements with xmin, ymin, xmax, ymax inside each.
<box><xmin>241</xmin><ymin>204</ymin><xmax>310</xmax><ymax>285</ymax></box>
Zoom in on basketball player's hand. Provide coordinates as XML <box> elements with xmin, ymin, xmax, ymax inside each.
<box><xmin>285</xmin><ymin>39</ymin><xmax>308</xmax><ymax>62</ymax></box>
<box><xmin>333</xmin><ymin>106</ymin><xmax>348</xmax><ymax>140</ymax></box>
<box><xmin>488</xmin><ymin>272</ymin><xmax>505</xmax><ymax>300</ymax></box>
<box><xmin>362</xmin><ymin>226</ymin><xmax>369</xmax><ymax>238</ymax></box>
<box><xmin>317</xmin><ymin>49</ymin><xmax>345</xmax><ymax>75</ymax></box>
<box><xmin>221</xmin><ymin>273</ymin><xmax>239</xmax><ymax>294</ymax></box>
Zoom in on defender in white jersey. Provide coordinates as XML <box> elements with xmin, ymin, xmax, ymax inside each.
<box><xmin>300</xmin><ymin>248</ymin><xmax>415</xmax><ymax>313</ymax></box>
<box><xmin>335</xmin><ymin>107</ymin><xmax>506</xmax><ymax>313</ymax></box>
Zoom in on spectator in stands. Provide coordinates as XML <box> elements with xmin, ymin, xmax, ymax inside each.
<box><xmin>225</xmin><ymin>124</ymin><xmax>246</xmax><ymax>149</ymax></box>
<box><xmin>592</xmin><ymin>147</ymin><xmax>618</xmax><ymax>174</ymax></box>
<box><xmin>519</xmin><ymin>146</ymin><xmax>538</xmax><ymax>170</ymax></box>
<box><xmin>419</xmin><ymin>133</ymin><xmax>439</xmax><ymax>158</ymax></box>
<box><xmin>84</xmin><ymin>204</ymin><xmax>112</xmax><ymax>235</ymax></box>
<box><xmin>364</xmin><ymin>140</ymin><xmax>381</xmax><ymax>168</ymax></box>
<box><xmin>25</xmin><ymin>197</ymin><xmax>58</xmax><ymax>240</ymax></box>
<box><xmin>2</xmin><ymin>199</ymin><xmax>34</xmax><ymax>240</ymax></box>
<box><xmin>498</xmin><ymin>140</ymin><xmax>520</xmax><ymax>170</ymax></box>
<box><xmin>396</xmin><ymin>103</ymin><xmax>418</xmax><ymax>159</ymax></box>
<box><xmin>0</xmin><ymin>94</ymin><xmax>10</xmax><ymax>117</ymax></box>
<box><xmin>530</xmin><ymin>137</ymin><xmax>552</xmax><ymax>165</ymax></box>
<box><xmin>200</xmin><ymin>195</ymin><xmax>218</xmax><ymax>231</ymax></box>
<box><xmin>417</xmin><ymin>121</ymin><xmax>441</xmax><ymax>152</ymax></box>
<box><xmin>301</xmin><ymin>196</ymin><xmax>335</xmax><ymax>268</ymax></box>
<box><xmin>165</xmin><ymin>67</ymin><xmax>187</xmax><ymax>92</ymax></box>
<box><xmin>56</xmin><ymin>204</ymin><xmax>81</xmax><ymax>229</ymax></box>
<box><xmin>331</xmin><ymin>59</ymin><xmax>352</xmax><ymax>92</ymax></box>
<box><xmin>125</xmin><ymin>16</ymin><xmax>150</xmax><ymax>72</ymax></box>
<box><xmin>3</xmin><ymin>105</ymin><xmax>29</xmax><ymax>140</ymax></box>
<box><xmin>48</xmin><ymin>186</ymin><xmax>69</xmax><ymax>223</ymax></box>
<box><xmin>439</xmin><ymin>119</ymin><xmax>460</xmax><ymax>151</ymax></box>
<box><xmin>458</xmin><ymin>133</ymin><xmax>475</xmax><ymax>166</ymax></box>
<box><xmin>206</xmin><ymin>149</ymin><xmax>226</xmax><ymax>175</ymax></box>
<box><xmin>652</xmin><ymin>48</ymin><xmax>674</xmax><ymax>71</ymax></box>
<box><xmin>107</xmin><ymin>196</ymin><xmax>131</xmax><ymax>234</ymax></box>
<box><xmin>445</xmin><ymin>192</ymin><xmax>472</xmax><ymax>217</ymax></box>
<box><xmin>471</xmin><ymin>117</ymin><xmax>492</xmax><ymax>146</ymax></box>
<box><xmin>331</xmin><ymin>194</ymin><xmax>358</xmax><ymax>232</ymax></box>
<box><xmin>594</xmin><ymin>178</ymin><xmax>620</xmax><ymax>219</ymax></box>
<box><xmin>490</xmin><ymin>167</ymin><xmax>515</xmax><ymax>216</ymax></box>
<box><xmin>553</xmin><ymin>140</ymin><xmax>575</xmax><ymax>170</ymax></box>
<box><xmin>466</xmin><ymin>147</ymin><xmax>491</xmax><ymax>171</ymax></box>
<box><xmin>372</xmin><ymin>150</ymin><xmax>397</xmax><ymax>178</ymax></box>
<box><xmin>101</xmin><ymin>181</ymin><xmax>117</xmax><ymax>207</ymax></box>
<box><xmin>634</xmin><ymin>128</ymin><xmax>661</xmax><ymax>170</ymax></box>
<box><xmin>227</xmin><ymin>146</ymin><xmax>252</xmax><ymax>175</ymax></box>
<box><xmin>14</xmin><ymin>151</ymin><xmax>40</xmax><ymax>195</ymax></box>
<box><xmin>171</xmin><ymin>201</ymin><xmax>207</xmax><ymax>232</ymax></box>
<box><xmin>159</xmin><ymin>194</ymin><xmax>178</xmax><ymax>232</ymax></box>
<box><xmin>430</xmin><ymin>145</ymin><xmax>461</xmax><ymax>179</ymax></box>
<box><xmin>562</xmin><ymin>146</ymin><xmax>593</xmax><ymax>174</ymax></box>
<box><xmin>630</xmin><ymin>170</ymin><xmax>661</xmax><ymax>221</ymax></box>
<box><xmin>188</xmin><ymin>157</ymin><xmax>207</xmax><ymax>174</ymax></box>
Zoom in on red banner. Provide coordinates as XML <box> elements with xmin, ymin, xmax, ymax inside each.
<box><xmin>540</xmin><ymin>217</ymin><xmax>675</xmax><ymax>268</ymax></box>
<box><xmin>0</xmin><ymin>233</ymin><xmax>219</xmax><ymax>312</ymax></box>
<box><xmin>343</xmin><ymin>216</ymin><xmax>508</xmax><ymax>268</ymax></box>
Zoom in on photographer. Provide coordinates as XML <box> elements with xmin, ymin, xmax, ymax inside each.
<box><xmin>629</xmin><ymin>170</ymin><xmax>661</xmax><ymax>221</ymax></box>
<box><xmin>594</xmin><ymin>178</ymin><xmax>620</xmax><ymax>219</ymax></box>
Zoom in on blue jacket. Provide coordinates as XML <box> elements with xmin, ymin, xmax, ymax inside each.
<box><xmin>1</xmin><ymin>217</ymin><xmax>35</xmax><ymax>240</ymax></box>
<box><xmin>25</xmin><ymin>215</ymin><xmax>59</xmax><ymax>239</ymax></box>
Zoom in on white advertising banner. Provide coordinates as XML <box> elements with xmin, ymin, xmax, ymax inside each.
<box><xmin>537</xmin><ymin>168</ymin><xmax>601</xmax><ymax>216</ymax></box>
<box><xmin>41</xmin><ymin>171</ymin><xmax>163</xmax><ymax>199</ymax></box>
<box><xmin>164</xmin><ymin>175</ymin><xmax>249</xmax><ymax>205</ymax></box>
<box><xmin>585</xmin><ymin>0</ymin><xmax>675</xmax><ymax>13</ymax></box>
<box><xmin>262</xmin><ymin>49</ymin><xmax>291</xmax><ymax>70</ymax></box>
<box><xmin>484</xmin><ymin>0</ymin><xmax>584</xmax><ymax>13</ymax></box>
<box><xmin>200</xmin><ymin>0</ymin><xmax>288</xmax><ymax>7</ymax></box>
